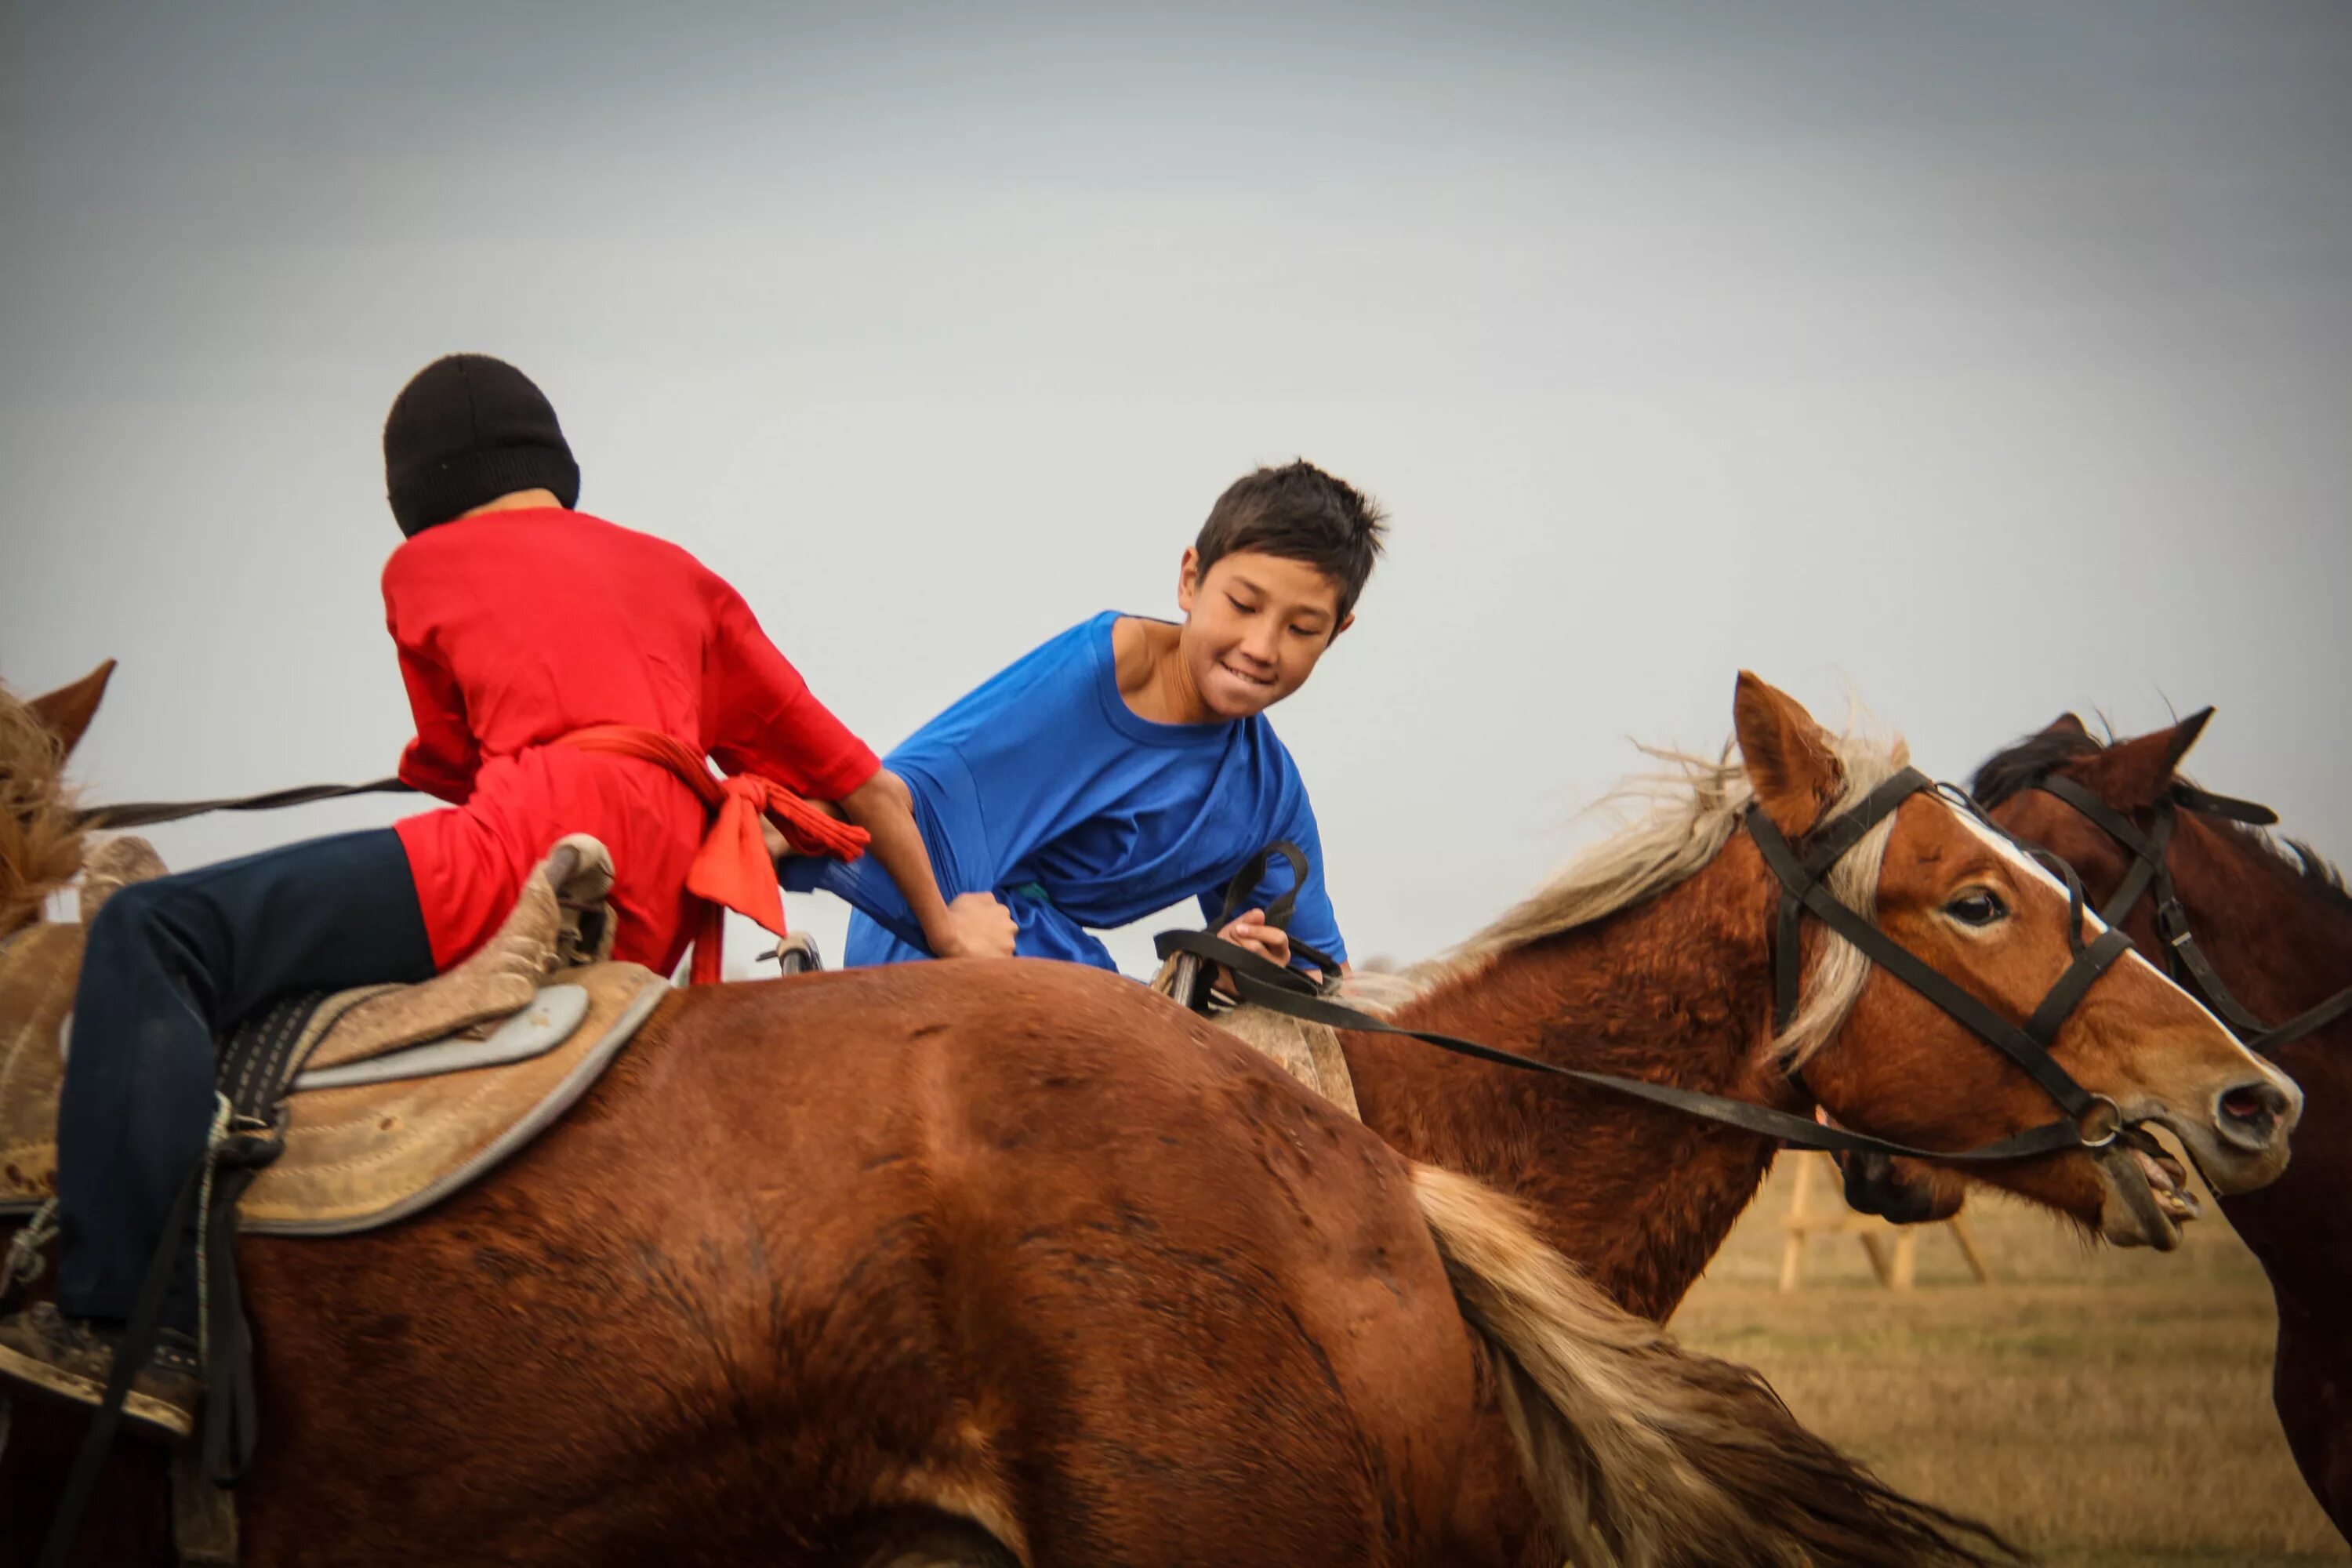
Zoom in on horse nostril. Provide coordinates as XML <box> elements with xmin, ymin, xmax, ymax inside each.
<box><xmin>2217</xmin><ymin>1081</ymin><xmax>2290</xmax><ymax>1142</ymax></box>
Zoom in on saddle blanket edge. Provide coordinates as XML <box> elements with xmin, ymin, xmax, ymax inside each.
<box><xmin>0</xmin><ymin>960</ymin><xmax>670</xmax><ymax>1239</ymax></box>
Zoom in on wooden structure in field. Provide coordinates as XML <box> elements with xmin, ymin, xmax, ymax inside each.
<box><xmin>1777</xmin><ymin>1152</ymin><xmax>1991</xmax><ymax>1291</ymax></box>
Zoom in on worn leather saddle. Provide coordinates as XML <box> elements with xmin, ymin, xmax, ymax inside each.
<box><xmin>0</xmin><ymin>834</ymin><xmax>670</xmax><ymax>1236</ymax></box>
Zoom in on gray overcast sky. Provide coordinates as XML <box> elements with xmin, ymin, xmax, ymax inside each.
<box><xmin>4</xmin><ymin>1</ymin><xmax>2347</xmax><ymax>975</ymax></box>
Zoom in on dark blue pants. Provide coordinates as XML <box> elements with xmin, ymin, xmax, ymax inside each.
<box><xmin>55</xmin><ymin>829</ymin><xmax>434</xmax><ymax>1330</ymax></box>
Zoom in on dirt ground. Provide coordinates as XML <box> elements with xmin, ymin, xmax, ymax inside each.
<box><xmin>1671</xmin><ymin>1157</ymin><xmax>2347</xmax><ymax>1567</ymax></box>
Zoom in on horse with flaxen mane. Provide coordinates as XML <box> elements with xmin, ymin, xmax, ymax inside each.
<box><xmin>1839</xmin><ymin>710</ymin><xmax>2352</xmax><ymax>1544</ymax></box>
<box><xmin>0</xmin><ymin>666</ymin><xmax>2294</xmax><ymax>1566</ymax></box>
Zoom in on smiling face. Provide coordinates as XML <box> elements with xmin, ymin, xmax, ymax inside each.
<box><xmin>1174</xmin><ymin>548</ymin><xmax>1352</xmax><ymax>720</ymax></box>
<box><xmin>1732</xmin><ymin>674</ymin><xmax>2302</xmax><ymax>1250</ymax></box>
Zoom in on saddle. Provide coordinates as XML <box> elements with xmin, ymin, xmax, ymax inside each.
<box><xmin>1149</xmin><ymin>951</ymin><xmax>1362</xmax><ymax>1120</ymax></box>
<box><xmin>1146</xmin><ymin>841</ymin><xmax>1363</xmax><ymax>1120</ymax></box>
<box><xmin>0</xmin><ymin>834</ymin><xmax>670</xmax><ymax>1234</ymax></box>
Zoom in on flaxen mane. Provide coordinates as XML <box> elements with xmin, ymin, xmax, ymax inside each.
<box><xmin>1378</xmin><ymin>724</ymin><xmax>1911</xmax><ymax>1069</ymax></box>
<box><xmin>0</xmin><ymin>682</ymin><xmax>86</xmax><ymax>938</ymax></box>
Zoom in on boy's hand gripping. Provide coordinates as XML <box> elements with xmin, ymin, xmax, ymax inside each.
<box><xmin>938</xmin><ymin>891</ymin><xmax>1018</xmax><ymax>960</ymax></box>
<box><xmin>1217</xmin><ymin>908</ymin><xmax>1323</xmax><ymax>984</ymax></box>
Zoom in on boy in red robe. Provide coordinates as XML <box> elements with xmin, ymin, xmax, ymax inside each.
<box><xmin>0</xmin><ymin>354</ymin><xmax>1013</xmax><ymax>1439</ymax></box>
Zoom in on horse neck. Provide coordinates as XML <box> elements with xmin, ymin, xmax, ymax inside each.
<box><xmin>2169</xmin><ymin>823</ymin><xmax>2352</xmax><ymax>1032</ymax></box>
<box><xmin>2171</xmin><ymin>825</ymin><xmax>2352</xmax><ymax>1290</ymax></box>
<box><xmin>1343</xmin><ymin>848</ymin><xmax>1792</xmax><ymax>1320</ymax></box>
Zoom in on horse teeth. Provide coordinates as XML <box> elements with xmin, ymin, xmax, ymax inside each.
<box><xmin>2134</xmin><ymin>1149</ymin><xmax>2185</xmax><ymax>1196</ymax></box>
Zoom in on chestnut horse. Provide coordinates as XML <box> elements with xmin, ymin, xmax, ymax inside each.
<box><xmin>1838</xmin><ymin>711</ymin><xmax>2352</xmax><ymax>1541</ymax></box>
<box><xmin>0</xmin><ymin>667</ymin><xmax>2293</xmax><ymax>1566</ymax></box>
<box><xmin>1317</xmin><ymin>680</ymin><xmax>2299</xmax><ymax>1323</ymax></box>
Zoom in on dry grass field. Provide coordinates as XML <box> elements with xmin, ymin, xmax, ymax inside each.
<box><xmin>1671</xmin><ymin>1157</ymin><xmax>2347</xmax><ymax>1567</ymax></box>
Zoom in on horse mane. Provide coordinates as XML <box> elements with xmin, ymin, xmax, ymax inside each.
<box><xmin>1973</xmin><ymin>721</ymin><xmax>2352</xmax><ymax>925</ymax></box>
<box><xmin>2281</xmin><ymin>838</ymin><xmax>2352</xmax><ymax>920</ymax></box>
<box><xmin>0</xmin><ymin>681</ymin><xmax>88</xmax><ymax>937</ymax></box>
<box><xmin>1388</xmin><ymin>719</ymin><xmax>1913</xmax><ymax>1069</ymax></box>
<box><xmin>1969</xmin><ymin>724</ymin><xmax>2103</xmax><ymax>809</ymax></box>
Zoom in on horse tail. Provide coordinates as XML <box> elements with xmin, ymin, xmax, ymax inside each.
<box><xmin>1408</xmin><ymin>1163</ymin><xmax>2019</xmax><ymax>1567</ymax></box>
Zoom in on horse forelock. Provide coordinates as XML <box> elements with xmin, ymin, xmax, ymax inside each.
<box><xmin>1970</xmin><ymin>723</ymin><xmax>2106</xmax><ymax>808</ymax></box>
<box><xmin>0</xmin><ymin>684</ymin><xmax>86</xmax><ymax>938</ymax></box>
<box><xmin>1401</xmin><ymin>720</ymin><xmax>1911</xmax><ymax>1069</ymax></box>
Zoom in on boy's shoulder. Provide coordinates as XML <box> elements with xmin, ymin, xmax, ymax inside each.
<box><xmin>384</xmin><ymin>507</ymin><xmax>704</xmax><ymax>586</ymax></box>
<box><xmin>987</xmin><ymin>612</ymin><xmax>1121</xmax><ymax>688</ymax></box>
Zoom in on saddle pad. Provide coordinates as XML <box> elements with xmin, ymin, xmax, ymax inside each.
<box><xmin>238</xmin><ymin>962</ymin><xmax>669</xmax><ymax>1235</ymax></box>
<box><xmin>0</xmin><ymin>930</ymin><xmax>670</xmax><ymax>1235</ymax></box>
<box><xmin>1145</xmin><ymin>952</ymin><xmax>1362</xmax><ymax>1120</ymax></box>
<box><xmin>1210</xmin><ymin>1002</ymin><xmax>1363</xmax><ymax>1121</ymax></box>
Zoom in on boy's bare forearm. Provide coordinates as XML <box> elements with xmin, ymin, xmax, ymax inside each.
<box><xmin>837</xmin><ymin>769</ymin><xmax>960</xmax><ymax>955</ymax></box>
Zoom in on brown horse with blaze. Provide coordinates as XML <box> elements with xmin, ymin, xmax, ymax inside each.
<box><xmin>1329</xmin><ymin>674</ymin><xmax>2298</xmax><ymax>1320</ymax></box>
<box><xmin>0</xmin><ymin>665</ymin><xmax>2296</xmax><ymax>1566</ymax></box>
<box><xmin>1843</xmin><ymin>710</ymin><xmax>2352</xmax><ymax>1542</ymax></box>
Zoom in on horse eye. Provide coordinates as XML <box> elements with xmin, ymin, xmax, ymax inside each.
<box><xmin>1944</xmin><ymin>889</ymin><xmax>2008</xmax><ymax>927</ymax></box>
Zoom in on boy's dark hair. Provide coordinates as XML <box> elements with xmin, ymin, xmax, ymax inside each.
<box><xmin>1194</xmin><ymin>460</ymin><xmax>1386</xmax><ymax>622</ymax></box>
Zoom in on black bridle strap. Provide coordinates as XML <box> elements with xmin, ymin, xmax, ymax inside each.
<box><xmin>1747</xmin><ymin>780</ymin><xmax>2125</xmax><ymax>1123</ymax></box>
<box><xmin>1755</xmin><ymin>768</ymin><xmax>1928</xmax><ymax>1031</ymax></box>
<box><xmin>1157</xmin><ymin>775</ymin><xmax>2139</xmax><ymax>1165</ymax></box>
<box><xmin>2256</xmin><ymin>988</ymin><xmax>2352</xmax><ymax>1053</ymax></box>
<box><xmin>1153</xmin><ymin>926</ymin><xmax>2089</xmax><ymax>1163</ymax></box>
<box><xmin>2037</xmin><ymin>777</ymin><xmax>2165</xmax><ymax>894</ymax></box>
<box><xmin>2034</xmin><ymin>773</ymin><xmax>2350</xmax><ymax>1055</ymax></box>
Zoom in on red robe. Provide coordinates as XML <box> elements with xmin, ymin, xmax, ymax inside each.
<box><xmin>384</xmin><ymin>507</ymin><xmax>879</xmax><ymax>977</ymax></box>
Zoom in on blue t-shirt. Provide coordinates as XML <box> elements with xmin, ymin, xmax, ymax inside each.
<box><xmin>784</xmin><ymin>611</ymin><xmax>1345</xmax><ymax>974</ymax></box>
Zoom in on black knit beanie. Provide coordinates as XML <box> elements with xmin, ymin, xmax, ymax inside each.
<box><xmin>383</xmin><ymin>354</ymin><xmax>581</xmax><ymax>537</ymax></box>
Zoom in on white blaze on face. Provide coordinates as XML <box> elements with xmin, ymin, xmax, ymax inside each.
<box><xmin>1940</xmin><ymin>800</ymin><xmax>2252</xmax><ymax>1048</ymax></box>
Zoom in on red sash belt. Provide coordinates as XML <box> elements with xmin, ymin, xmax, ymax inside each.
<box><xmin>552</xmin><ymin>724</ymin><xmax>870</xmax><ymax>984</ymax></box>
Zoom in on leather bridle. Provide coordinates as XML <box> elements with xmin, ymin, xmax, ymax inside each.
<box><xmin>1161</xmin><ymin>767</ymin><xmax>2142</xmax><ymax>1163</ymax></box>
<box><xmin>2027</xmin><ymin>772</ymin><xmax>2352</xmax><ymax>1058</ymax></box>
<box><xmin>1746</xmin><ymin>766</ymin><xmax>2132</xmax><ymax>1155</ymax></box>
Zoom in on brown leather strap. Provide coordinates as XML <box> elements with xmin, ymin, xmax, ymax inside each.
<box><xmin>78</xmin><ymin>778</ymin><xmax>415</xmax><ymax>829</ymax></box>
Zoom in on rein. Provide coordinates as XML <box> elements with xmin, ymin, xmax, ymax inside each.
<box><xmin>2031</xmin><ymin>773</ymin><xmax>2352</xmax><ymax>1058</ymax></box>
<box><xmin>1159</xmin><ymin>768</ymin><xmax>2130</xmax><ymax>1166</ymax></box>
<box><xmin>76</xmin><ymin>778</ymin><xmax>415</xmax><ymax>829</ymax></box>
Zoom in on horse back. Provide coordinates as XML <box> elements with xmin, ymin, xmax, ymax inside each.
<box><xmin>221</xmin><ymin>961</ymin><xmax>1529</xmax><ymax>1566</ymax></box>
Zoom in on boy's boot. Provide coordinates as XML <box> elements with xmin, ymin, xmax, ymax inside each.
<box><xmin>0</xmin><ymin>1301</ymin><xmax>201</xmax><ymax>1440</ymax></box>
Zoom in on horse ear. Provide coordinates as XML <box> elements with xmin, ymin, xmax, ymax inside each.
<box><xmin>2058</xmin><ymin>707</ymin><xmax>2213</xmax><ymax>811</ymax></box>
<box><xmin>27</xmin><ymin>659</ymin><xmax>115</xmax><ymax>760</ymax></box>
<box><xmin>1733</xmin><ymin>671</ymin><xmax>1843</xmax><ymax>837</ymax></box>
<box><xmin>2039</xmin><ymin>713</ymin><xmax>2092</xmax><ymax>739</ymax></box>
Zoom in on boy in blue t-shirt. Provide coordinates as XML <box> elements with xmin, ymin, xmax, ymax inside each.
<box><xmin>786</xmin><ymin>460</ymin><xmax>1382</xmax><ymax>977</ymax></box>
